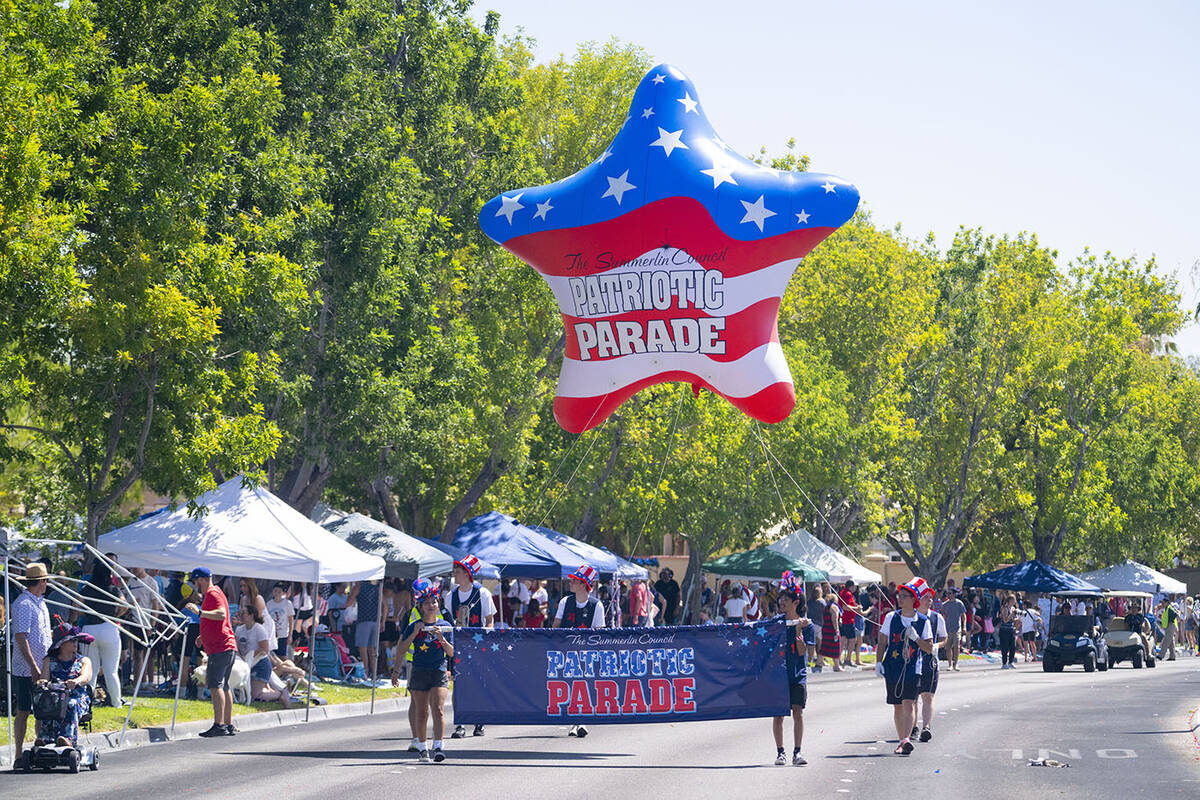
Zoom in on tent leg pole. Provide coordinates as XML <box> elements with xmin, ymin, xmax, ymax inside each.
<box><xmin>171</xmin><ymin>630</ymin><xmax>186</xmax><ymax>736</ymax></box>
<box><xmin>119</xmin><ymin>638</ymin><xmax>153</xmax><ymax>746</ymax></box>
<box><xmin>305</xmin><ymin>570</ymin><xmax>316</xmax><ymax>723</ymax></box>
<box><xmin>5</xmin><ymin>554</ymin><xmax>14</xmax><ymax>767</ymax></box>
<box><xmin>371</xmin><ymin>579</ymin><xmax>383</xmax><ymax>714</ymax></box>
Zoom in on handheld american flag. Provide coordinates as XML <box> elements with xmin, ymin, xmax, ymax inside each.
<box><xmin>479</xmin><ymin>65</ymin><xmax>860</xmax><ymax>433</ymax></box>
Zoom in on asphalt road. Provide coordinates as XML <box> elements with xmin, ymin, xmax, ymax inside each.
<box><xmin>9</xmin><ymin>657</ymin><xmax>1199</xmax><ymax>798</ymax></box>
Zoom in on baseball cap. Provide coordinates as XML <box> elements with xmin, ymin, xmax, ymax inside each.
<box><xmin>188</xmin><ymin>567</ymin><xmax>213</xmax><ymax>580</ymax></box>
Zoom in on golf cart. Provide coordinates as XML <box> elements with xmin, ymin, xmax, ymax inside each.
<box><xmin>1101</xmin><ymin>591</ymin><xmax>1156</xmax><ymax>670</ymax></box>
<box><xmin>1042</xmin><ymin>591</ymin><xmax>1107</xmax><ymax>673</ymax></box>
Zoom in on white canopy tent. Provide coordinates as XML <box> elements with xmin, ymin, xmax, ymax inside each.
<box><xmin>98</xmin><ymin>477</ymin><xmax>385</xmax><ymax>583</ymax></box>
<box><xmin>1079</xmin><ymin>559</ymin><xmax>1188</xmax><ymax>595</ymax></box>
<box><xmin>766</xmin><ymin>526</ymin><xmax>882</xmax><ymax>584</ymax></box>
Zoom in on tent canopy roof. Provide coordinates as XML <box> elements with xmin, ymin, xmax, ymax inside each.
<box><xmin>452</xmin><ymin>512</ymin><xmax>580</xmax><ymax>579</ymax></box>
<box><xmin>963</xmin><ymin>560</ymin><xmax>1098</xmax><ymax>594</ymax></box>
<box><xmin>323</xmin><ymin>513</ymin><xmax>453</xmax><ymax>581</ymax></box>
<box><xmin>703</xmin><ymin>545</ymin><xmax>826</xmax><ymax>582</ymax></box>
<box><xmin>98</xmin><ymin>477</ymin><xmax>385</xmax><ymax>583</ymax></box>
<box><xmin>1079</xmin><ymin>560</ymin><xmax>1187</xmax><ymax>595</ymax></box>
<box><xmin>766</xmin><ymin>527</ymin><xmax>882</xmax><ymax>584</ymax></box>
<box><xmin>529</xmin><ymin>525</ymin><xmax>648</xmax><ymax>580</ymax></box>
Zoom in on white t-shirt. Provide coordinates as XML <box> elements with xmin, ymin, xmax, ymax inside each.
<box><xmin>1021</xmin><ymin>607</ymin><xmax>1040</xmax><ymax>634</ymax></box>
<box><xmin>928</xmin><ymin>611</ymin><xmax>947</xmax><ymax>640</ymax></box>
<box><xmin>723</xmin><ymin>596</ymin><xmax>749</xmax><ymax>620</ymax></box>
<box><xmin>266</xmin><ymin>598</ymin><xmax>293</xmax><ymax>638</ymax></box>
<box><xmin>881</xmin><ymin>611</ymin><xmax>933</xmax><ymax>641</ymax></box>
<box><xmin>292</xmin><ymin>589</ymin><xmax>313</xmax><ymax>613</ymax></box>
<box><xmin>235</xmin><ymin>622</ymin><xmax>271</xmax><ymax>667</ymax></box>
<box><xmin>530</xmin><ymin>585</ymin><xmax>549</xmax><ymax>610</ymax></box>
<box><xmin>127</xmin><ymin>575</ymin><xmax>161</xmax><ymax>627</ymax></box>
<box><xmin>555</xmin><ymin>596</ymin><xmax>607</xmax><ymax>628</ymax></box>
<box><xmin>443</xmin><ymin>584</ymin><xmax>496</xmax><ymax>624</ymax></box>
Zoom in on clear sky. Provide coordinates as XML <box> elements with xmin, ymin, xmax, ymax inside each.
<box><xmin>473</xmin><ymin>0</ymin><xmax>1200</xmax><ymax>356</ymax></box>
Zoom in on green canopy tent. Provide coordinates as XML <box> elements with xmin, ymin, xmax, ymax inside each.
<box><xmin>703</xmin><ymin>545</ymin><xmax>826</xmax><ymax>582</ymax></box>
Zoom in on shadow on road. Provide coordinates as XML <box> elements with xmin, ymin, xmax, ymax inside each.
<box><xmin>225</xmin><ymin>749</ymin><xmax>632</xmax><ymax>762</ymax></box>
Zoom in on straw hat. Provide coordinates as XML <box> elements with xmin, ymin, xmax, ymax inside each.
<box><xmin>23</xmin><ymin>562</ymin><xmax>49</xmax><ymax>581</ymax></box>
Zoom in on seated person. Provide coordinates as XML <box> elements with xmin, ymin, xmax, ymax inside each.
<box><xmin>521</xmin><ymin>598</ymin><xmax>546</xmax><ymax>630</ymax></box>
<box><xmin>235</xmin><ymin>606</ymin><xmax>291</xmax><ymax>708</ymax></box>
<box><xmin>1125</xmin><ymin>603</ymin><xmax>1151</xmax><ymax>653</ymax></box>
<box><xmin>37</xmin><ymin>623</ymin><xmax>95</xmax><ymax>748</ymax></box>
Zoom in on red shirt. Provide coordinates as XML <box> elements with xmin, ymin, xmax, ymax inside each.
<box><xmin>522</xmin><ymin>612</ymin><xmax>546</xmax><ymax>629</ymax></box>
<box><xmin>839</xmin><ymin>588</ymin><xmax>858</xmax><ymax>626</ymax></box>
<box><xmin>199</xmin><ymin>586</ymin><xmax>237</xmax><ymax>654</ymax></box>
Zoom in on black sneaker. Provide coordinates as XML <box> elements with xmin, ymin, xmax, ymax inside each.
<box><xmin>198</xmin><ymin>724</ymin><xmax>225</xmax><ymax>738</ymax></box>
<box><xmin>911</xmin><ymin>726</ymin><xmax>919</xmax><ymax>739</ymax></box>
<box><xmin>473</xmin><ymin>724</ymin><xmax>485</xmax><ymax>736</ymax></box>
<box><xmin>223</xmin><ymin>724</ymin><xmax>237</xmax><ymax>736</ymax></box>
<box><xmin>450</xmin><ymin>725</ymin><xmax>467</xmax><ymax>739</ymax></box>
<box><xmin>433</xmin><ymin>748</ymin><xmax>446</xmax><ymax>763</ymax></box>
<box><xmin>919</xmin><ymin>728</ymin><xmax>932</xmax><ymax>742</ymax></box>
<box><xmin>575</xmin><ymin>725</ymin><xmax>588</xmax><ymax>738</ymax></box>
<box><xmin>901</xmin><ymin>739</ymin><xmax>914</xmax><ymax>755</ymax></box>
<box><xmin>418</xmin><ymin>749</ymin><xmax>430</xmax><ymax>764</ymax></box>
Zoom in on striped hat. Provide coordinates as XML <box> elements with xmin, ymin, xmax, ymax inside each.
<box><xmin>411</xmin><ymin>578</ymin><xmax>440</xmax><ymax>604</ymax></box>
<box><xmin>899</xmin><ymin>577</ymin><xmax>928</xmax><ymax>601</ymax></box>
<box><xmin>568</xmin><ymin>565</ymin><xmax>599</xmax><ymax>591</ymax></box>
<box><xmin>454</xmin><ymin>554</ymin><xmax>482</xmax><ymax>579</ymax></box>
<box><xmin>777</xmin><ymin>571</ymin><xmax>802</xmax><ymax>596</ymax></box>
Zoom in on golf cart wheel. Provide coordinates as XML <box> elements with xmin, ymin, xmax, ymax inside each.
<box><xmin>1083</xmin><ymin>653</ymin><xmax>1096</xmax><ymax>673</ymax></box>
<box><xmin>1042</xmin><ymin>657</ymin><xmax>1055</xmax><ymax>673</ymax></box>
<box><xmin>20</xmin><ymin>754</ymin><xmax>32</xmax><ymax>773</ymax></box>
<box><xmin>67</xmin><ymin>750</ymin><xmax>79</xmax><ymax>774</ymax></box>
<box><xmin>1097</xmin><ymin>655</ymin><xmax>1108</xmax><ymax>672</ymax></box>
<box><xmin>1132</xmin><ymin>650</ymin><xmax>1144</xmax><ymax>669</ymax></box>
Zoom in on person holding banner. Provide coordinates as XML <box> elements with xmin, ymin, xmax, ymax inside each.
<box><xmin>874</xmin><ymin>578</ymin><xmax>934</xmax><ymax>755</ymax></box>
<box><xmin>394</xmin><ymin>579</ymin><xmax>455</xmax><ymax>763</ymax></box>
<box><xmin>772</xmin><ymin>572</ymin><xmax>815</xmax><ymax>766</ymax></box>
<box><xmin>445</xmin><ymin>554</ymin><xmax>494</xmax><ymax>738</ymax></box>
<box><xmin>553</xmin><ymin>564</ymin><xmax>605</xmax><ymax>738</ymax></box>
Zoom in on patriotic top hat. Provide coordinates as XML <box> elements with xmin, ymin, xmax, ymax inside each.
<box><xmin>899</xmin><ymin>577</ymin><xmax>928</xmax><ymax>601</ymax></box>
<box><xmin>454</xmin><ymin>554</ymin><xmax>482</xmax><ymax>579</ymax></box>
<box><xmin>777</xmin><ymin>570</ymin><xmax>802</xmax><ymax>597</ymax></box>
<box><xmin>411</xmin><ymin>578</ymin><xmax>440</xmax><ymax>604</ymax></box>
<box><xmin>568</xmin><ymin>565</ymin><xmax>599</xmax><ymax>592</ymax></box>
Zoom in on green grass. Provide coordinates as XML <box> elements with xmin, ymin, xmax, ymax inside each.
<box><xmin>1</xmin><ymin>683</ymin><xmax>407</xmax><ymax>746</ymax></box>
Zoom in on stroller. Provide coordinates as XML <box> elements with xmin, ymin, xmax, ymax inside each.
<box><xmin>20</xmin><ymin>682</ymin><xmax>100</xmax><ymax>773</ymax></box>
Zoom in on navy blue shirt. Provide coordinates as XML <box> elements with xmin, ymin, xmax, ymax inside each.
<box><xmin>403</xmin><ymin>618</ymin><xmax>453</xmax><ymax>672</ymax></box>
<box><xmin>779</xmin><ymin>616</ymin><xmax>816</xmax><ymax>685</ymax></box>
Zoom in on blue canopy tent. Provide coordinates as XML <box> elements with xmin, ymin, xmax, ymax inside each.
<box><xmin>963</xmin><ymin>560</ymin><xmax>1100</xmax><ymax>594</ymax></box>
<box><xmin>529</xmin><ymin>525</ymin><xmax>649</xmax><ymax>580</ymax></box>
<box><xmin>451</xmin><ymin>512</ymin><xmax>581</xmax><ymax>579</ymax></box>
<box><xmin>420</xmin><ymin>537</ymin><xmax>501</xmax><ymax>580</ymax></box>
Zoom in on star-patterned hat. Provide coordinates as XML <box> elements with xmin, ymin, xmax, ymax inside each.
<box><xmin>478</xmin><ymin>64</ymin><xmax>860</xmax><ymax>434</ymax></box>
<box><xmin>777</xmin><ymin>571</ymin><xmax>802</xmax><ymax>597</ymax></box>
<box><xmin>411</xmin><ymin>579</ymin><xmax>439</xmax><ymax>604</ymax></box>
<box><xmin>454</xmin><ymin>554</ymin><xmax>482</xmax><ymax>579</ymax></box>
<box><xmin>899</xmin><ymin>577</ymin><xmax>928</xmax><ymax>601</ymax></box>
<box><xmin>568</xmin><ymin>565</ymin><xmax>599</xmax><ymax>592</ymax></box>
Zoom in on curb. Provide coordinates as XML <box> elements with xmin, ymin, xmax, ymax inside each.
<box><xmin>1189</xmin><ymin>704</ymin><xmax>1200</xmax><ymax>758</ymax></box>
<box><xmin>3</xmin><ymin>694</ymin><xmax>410</xmax><ymax>768</ymax></box>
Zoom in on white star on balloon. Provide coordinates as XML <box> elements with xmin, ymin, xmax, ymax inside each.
<box><xmin>822</xmin><ymin>181</ymin><xmax>837</xmax><ymax>193</ymax></box>
<box><xmin>533</xmin><ymin>198</ymin><xmax>554</xmax><ymax>221</ymax></box>
<box><xmin>597</xmin><ymin>148</ymin><xmax>613</xmax><ymax>164</ymax></box>
<box><xmin>641</xmin><ymin>106</ymin><xmax>655</xmax><ymax>119</ymax></box>
<box><xmin>677</xmin><ymin>92</ymin><xmax>699</xmax><ymax>114</ymax></box>
<box><xmin>795</xmin><ymin>209</ymin><xmax>810</xmax><ymax>225</ymax></box>
<box><xmin>739</xmin><ymin>194</ymin><xmax>776</xmax><ymax>231</ymax></box>
<box><xmin>700</xmin><ymin>157</ymin><xmax>738</xmax><ymax>188</ymax></box>
<box><xmin>602</xmin><ymin>170</ymin><xmax>636</xmax><ymax>204</ymax></box>
<box><xmin>651</xmin><ymin>73</ymin><xmax>666</xmax><ymax>85</ymax></box>
<box><xmin>649</xmin><ymin>127</ymin><xmax>688</xmax><ymax>158</ymax></box>
<box><xmin>495</xmin><ymin>193</ymin><xmax>524</xmax><ymax>224</ymax></box>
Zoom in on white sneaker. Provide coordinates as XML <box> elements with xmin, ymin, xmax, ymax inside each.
<box><xmin>568</xmin><ymin>725</ymin><xmax>578</xmax><ymax>737</ymax></box>
<box><xmin>792</xmin><ymin>752</ymin><xmax>807</xmax><ymax>766</ymax></box>
<box><xmin>418</xmin><ymin>749</ymin><xmax>431</xmax><ymax>763</ymax></box>
<box><xmin>575</xmin><ymin>725</ymin><xmax>589</xmax><ymax>738</ymax></box>
<box><xmin>775</xmin><ymin>751</ymin><xmax>787</xmax><ymax>765</ymax></box>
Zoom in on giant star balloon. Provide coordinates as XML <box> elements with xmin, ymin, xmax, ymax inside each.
<box><xmin>479</xmin><ymin>64</ymin><xmax>860</xmax><ymax>433</ymax></box>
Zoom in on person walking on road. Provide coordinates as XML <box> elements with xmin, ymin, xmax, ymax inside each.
<box><xmin>875</xmin><ymin>578</ymin><xmax>933</xmax><ymax>755</ymax></box>
<box><xmin>444</xmin><ymin>554</ymin><xmax>494</xmax><ymax>739</ymax></box>
<box><xmin>10</xmin><ymin>562</ymin><xmax>53</xmax><ymax>763</ymax></box>
<box><xmin>1158</xmin><ymin>596</ymin><xmax>1180</xmax><ymax>661</ymax></box>
<box><xmin>553</xmin><ymin>565</ymin><xmax>606</xmax><ymax>738</ymax></box>
<box><xmin>184</xmin><ymin>567</ymin><xmax>238</xmax><ymax>737</ymax></box>
<box><xmin>395</xmin><ymin>579</ymin><xmax>454</xmax><ymax>763</ymax></box>
<box><xmin>915</xmin><ymin>585</ymin><xmax>946</xmax><ymax>742</ymax></box>
<box><xmin>998</xmin><ymin>594</ymin><xmax>1018</xmax><ymax>668</ymax></box>
<box><xmin>940</xmin><ymin>590</ymin><xmax>966</xmax><ymax>670</ymax></box>
<box><xmin>1019</xmin><ymin>600</ymin><xmax>1041</xmax><ymax>663</ymax></box>
<box><xmin>772</xmin><ymin>572</ymin><xmax>815</xmax><ymax>766</ymax></box>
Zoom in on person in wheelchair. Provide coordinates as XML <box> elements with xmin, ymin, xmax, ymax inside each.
<box><xmin>36</xmin><ymin>622</ymin><xmax>95</xmax><ymax>748</ymax></box>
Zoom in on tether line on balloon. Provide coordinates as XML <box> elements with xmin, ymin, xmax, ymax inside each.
<box><xmin>529</xmin><ymin>390</ymin><xmax>615</xmax><ymax>530</ymax></box>
<box><xmin>628</xmin><ymin>385</ymin><xmax>687</xmax><ymax>561</ymax></box>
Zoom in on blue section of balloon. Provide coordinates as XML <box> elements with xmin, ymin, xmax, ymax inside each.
<box><xmin>479</xmin><ymin>63</ymin><xmax>860</xmax><ymax>245</ymax></box>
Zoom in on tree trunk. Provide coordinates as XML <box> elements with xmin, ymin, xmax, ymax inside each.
<box><xmin>680</xmin><ymin>539</ymin><xmax>705</xmax><ymax>626</ymax></box>
<box><xmin>439</xmin><ymin>455</ymin><xmax>507</xmax><ymax>542</ymax></box>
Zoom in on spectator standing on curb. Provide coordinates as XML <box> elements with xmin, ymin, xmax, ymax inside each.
<box><xmin>185</xmin><ymin>567</ymin><xmax>238</xmax><ymax>737</ymax></box>
<box><xmin>266</xmin><ymin>583</ymin><xmax>294</xmax><ymax>657</ymax></box>
<box><xmin>11</xmin><ymin>562</ymin><xmax>53</xmax><ymax>763</ymax></box>
<box><xmin>655</xmin><ymin>568</ymin><xmax>681</xmax><ymax>626</ymax></box>
<box><xmin>806</xmin><ymin>585</ymin><xmax>825</xmax><ymax>672</ymax></box>
<box><xmin>838</xmin><ymin>580</ymin><xmax>860</xmax><ymax>667</ymax></box>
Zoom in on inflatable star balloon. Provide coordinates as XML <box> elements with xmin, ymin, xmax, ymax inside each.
<box><xmin>479</xmin><ymin>64</ymin><xmax>860</xmax><ymax>433</ymax></box>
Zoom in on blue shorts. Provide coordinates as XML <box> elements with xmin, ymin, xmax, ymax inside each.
<box><xmin>250</xmin><ymin>657</ymin><xmax>272</xmax><ymax>682</ymax></box>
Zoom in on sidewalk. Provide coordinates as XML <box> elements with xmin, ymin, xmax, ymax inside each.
<box><xmin>2</xmin><ymin>695</ymin><xmax>411</xmax><ymax>769</ymax></box>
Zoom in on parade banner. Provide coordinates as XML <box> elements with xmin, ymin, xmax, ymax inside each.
<box><xmin>452</xmin><ymin>620</ymin><xmax>789</xmax><ymax>725</ymax></box>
